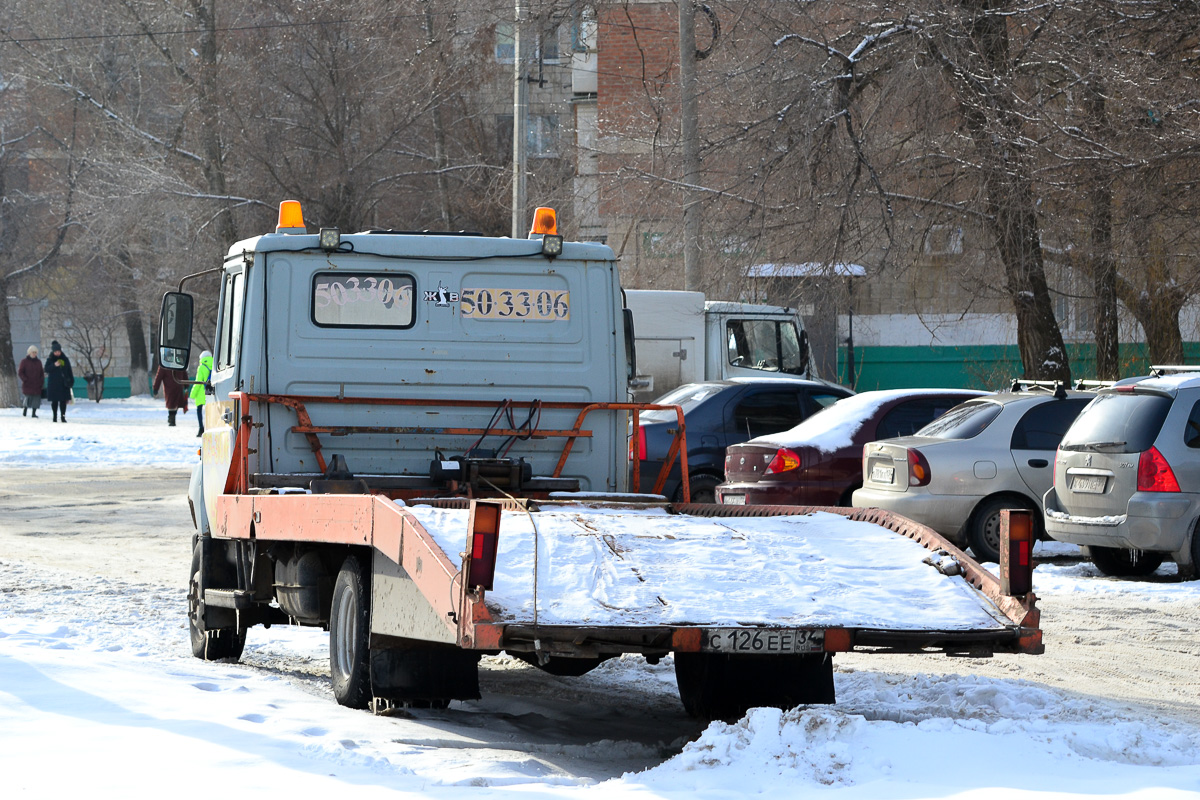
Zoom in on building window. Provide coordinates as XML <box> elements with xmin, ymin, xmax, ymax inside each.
<box><xmin>495</xmin><ymin>21</ymin><xmax>561</xmax><ymax>64</ymax></box>
<box><xmin>495</xmin><ymin>22</ymin><xmax>515</xmax><ymax>62</ymax></box>
<box><xmin>641</xmin><ymin>231</ymin><xmax>682</xmax><ymax>259</ymax></box>
<box><xmin>571</xmin><ymin>7</ymin><xmax>596</xmax><ymax>53</ymax></box>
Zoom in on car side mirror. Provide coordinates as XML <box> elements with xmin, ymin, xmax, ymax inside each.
<box><xmin>159</xmin><ymin>291</ymin><xmax>194</xmax><ymax>370</ymax></box>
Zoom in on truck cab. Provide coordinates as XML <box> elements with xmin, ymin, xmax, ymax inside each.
<box><xmin>162</xmin><ymin>203</ymin><xmax>632</xmax><ymax>533</ymax></box>
<box><xmin>624</xmin><ymin>290</ymin><xmax>811</xmax><ymax>401</ymax></box>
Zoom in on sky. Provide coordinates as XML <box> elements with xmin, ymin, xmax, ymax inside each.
<box><xmin>2</xmin><ymin>398</ymin><xmax>1199</xmax><ymax>799</ymax></box>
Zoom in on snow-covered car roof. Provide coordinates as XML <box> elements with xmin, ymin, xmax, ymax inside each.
<box><xmin>746</xmin><ymin>388</ymin><xmax>986</xmax><ymax>453</ymax></box>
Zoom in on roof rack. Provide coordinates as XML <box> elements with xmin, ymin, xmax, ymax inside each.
<box><xmin>1149</xmin><ymin>365</ymin><xmax>1200</xmax><ymax>377</ymax></box>
<box><xmin>1072</xmin><ymin>379</ymin><xmax>1116</xmax><ymax>390</ymax></box>
<box><xmin>1009</xmin><ymin>379</ymin><xmax>1068</xmax><ymax>399</ymax></box>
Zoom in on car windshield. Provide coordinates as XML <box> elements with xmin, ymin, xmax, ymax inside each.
<box><xmin>641</xmin><ymin>383</ymin><xmax>726</xmax><ymax>422</ymax></box>
<box><xmin>1059</xmin><ymin>391</ymin><xmax>1172</xmax><ymax>453</ymax></box>
<box><xmin>915</xmin><ymin>400</ymin><xmax>1003</xmax><ymax>440</ymax></box>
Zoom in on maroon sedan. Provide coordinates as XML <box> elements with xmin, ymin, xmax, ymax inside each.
<box><xmin>715</xmin><ymin>389</ymin><xmax>984</xmax><ymax>507</ymax></box>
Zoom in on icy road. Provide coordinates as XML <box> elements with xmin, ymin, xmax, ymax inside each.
<box><xmin>2</xmin><ymin>399</ymin><xmax>1200</xmax><ymax>799</ymax></box>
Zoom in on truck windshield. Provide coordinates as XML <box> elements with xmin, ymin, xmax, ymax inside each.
<box><xmin>726</xmin><ymin>319</ymin><xmax>806</xmax><ymax>375</ymax></box>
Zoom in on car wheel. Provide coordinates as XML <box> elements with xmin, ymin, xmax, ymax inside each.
<box><xmin>1087</xmin><ymin>546</ymin><xmax>1165</xmax><ymax>578</ymax></box>
<box><xmin>1189</xmin><ymin>524</ymin><xmax>1200</xmax><ymax>582</ymax></box>
<box><xmin>968</xmin><ymin>497</ymin><xmax>1034</xmax><ymax>565</ymax></box>
<box><xmin>675</xmin><ymin>474</ymin><xmax>721</xmax><ymax>504</ymax></box>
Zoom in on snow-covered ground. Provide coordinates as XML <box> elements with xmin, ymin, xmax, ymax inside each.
<box><xmin>2</xmin><ymin>398</ymin><xmax>1200</xmax><ymax>798</ymax></box>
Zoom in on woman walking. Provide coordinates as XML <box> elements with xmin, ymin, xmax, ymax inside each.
<box><xmin>152</xmin><ymin>362</ymin><xmax>188</xmax><ymax>426</ymax></box>
<box><xmin>18</xmin><ymin>345</ymin><xmax>44</xmax><ymax>418</ymax></box>
<box><xmin>44</xmin><ymin>341</ymin><xmax>74</xmax><ymax>423</ymax></box>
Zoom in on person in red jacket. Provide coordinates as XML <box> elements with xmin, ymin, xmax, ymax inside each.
<box><xmin>17</xmin><ymin>345</ymin><xmax>45</xmax><ymax>418</ymax></box>
<box><xmin>152</xmin><ymin>363</ymin><xmax>189</xmax><ymax>426</ymax></box>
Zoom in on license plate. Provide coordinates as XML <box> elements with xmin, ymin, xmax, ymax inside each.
<box><xmin>871</xmin><ymin>465</ymin><xmax>895</xmax><ymax>484</ymax></box>
<box><xmin>701</xmin><ymin>628</ymin><xmax>824</xmax><ymax>654</ymax></box>
<box><xmin>1072</xmin><ymin>475</ymin><xmax>1106</xmax><ymax>494</ymax></box>
<box><xmin>721</xmin><ymin>494</ymin><xmax>746</xmax><ymax>505</ymax></box>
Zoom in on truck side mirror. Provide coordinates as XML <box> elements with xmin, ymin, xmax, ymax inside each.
<box><xmin>159</xmin><ymin>291</ymin><xmax>195</xmax><ymax>370</ymax></box>
<box><xmin>623</xmin><ymin>307</ymin><xmax>638</xmax><ymax>383</ymax></box>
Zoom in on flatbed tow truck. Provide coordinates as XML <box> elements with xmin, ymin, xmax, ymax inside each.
<box><xmin>160</xmin><ymin>202</ymin><xmax>1042</xmax><ymax>721</ymax></box>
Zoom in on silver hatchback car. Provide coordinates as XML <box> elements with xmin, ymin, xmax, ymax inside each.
<box><xmin>852</xmin><ymin>386</ymin><xmax>1094</xmax><ymax>563</ymax></box>
<box><xmin>1044</xmin><ymin>370</ymin><xmax>1200</xmax><ymax>578</ymax></box>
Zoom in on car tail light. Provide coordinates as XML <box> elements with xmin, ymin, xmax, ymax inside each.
<box><xmin>765</xmin><ymin>448</ymin><xmax>802</xmax><ymax>475</ymax></box>
<box><xmin>629</xmin><ymin>427</ymin><xmax>647</xmax><ymax>461</ymax></box>
<box><xmin>1137</xmin><ymin>446</ymin><xmax>1180</xmax><ymax>492</ymax></box>
<box><xmin>908</xmin><ymin>448</ymin><xmax>931</xmax><ymax>486</ymax></box>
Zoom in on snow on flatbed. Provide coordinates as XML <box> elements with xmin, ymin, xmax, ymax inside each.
<box><xmin>404</xmin><ymin>503</ymin><xmax>1011</xmax><ymax>631</ymax></box>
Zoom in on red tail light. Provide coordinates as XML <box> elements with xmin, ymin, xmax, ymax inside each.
<box><xmin>765</xmin><ymin>448</ymin><xmax>802</xmax><ymax>475</ymax></box>
<box><xmin>466</xmin><ymin>501</ymin><xmax>502</xmax><ymax>591</ymax></box>
<box><xmin>908</xmin><ymin>448</ymin><xmax>931</xmax><ymax>486</ymax></box>
<box><xmin>629</xmin><ymin>427</ymin><xmax>647</xmax><ymax>461</ymax></box>
<box><xmin>1137</xmin><ymin>446</ymin><xmax>1180</xmax><ymax>492</ymax></box>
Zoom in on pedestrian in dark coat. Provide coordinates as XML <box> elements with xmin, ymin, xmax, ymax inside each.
<box><xmin>44</xmin><ymin>341</ymin><xmax>74</xmax><ymax>423</ymax></box>
<box><xmin>17</xmin><ymin>345</ymin><xmax>44</xmax><ymax>418</ymax></box>
<box><xmin>152</xmin><ymin>364</ymin><xmax>189</xmax><ymax>426</ymax></box>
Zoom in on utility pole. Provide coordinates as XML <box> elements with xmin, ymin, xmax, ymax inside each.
<box><xmin>511</xmin><ymin>1</ymin><xmax>529</xmax><ymax>238</ymax></box>
<box><xmin>678</xmin><ymin>0</ymin><xmax>702</xmax><ymax>290</ymax></box>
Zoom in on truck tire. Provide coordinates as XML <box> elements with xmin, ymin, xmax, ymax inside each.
<box><xmin>330</xmin><ymin>555</ymin><xmax>372</xmax><ymax>709</ymax></box>
<box><xmin>188</xmin><ymin>540</ymin><xmax>246</xmax><ymax>661</ymax></box>
<box><xmin>968</xmin><ymin>497</ymin><xmax>1034</xmax><ymax>565</ymax></box>
<box><xmin>674</xmin><ymin>652</ymin><xmax>835</xmax><ymax>721</ymax></box>
<box><xmin>1087</xmin><ymin>546</ymin><xmax>1164</xmax><ymax>578</ymax></box>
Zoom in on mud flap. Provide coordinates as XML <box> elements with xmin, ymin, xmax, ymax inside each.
<box><xmin>674</xmin><ymin>652</ymin><xmax>835</xmax><ymax>721</ymax></box>
<box><xmin>198</xmin><ymin>536</ymin><xmax>239</xmax><ymax>631</ymax></box>
<box><xmin>370</xmin><ymin>646</ymin><xmax>481</xmax><ymax>703</ymax></box>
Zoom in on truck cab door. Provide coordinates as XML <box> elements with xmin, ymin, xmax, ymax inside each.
<box><xmin>201</xmin><ymin>265</ymin><xmax>247</xmax><ymax>528</ymax></box>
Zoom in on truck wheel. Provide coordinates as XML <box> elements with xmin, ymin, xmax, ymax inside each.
<box><xmin>674</xmin><ymin>652</ymin><xmax>834</xmax><ymax>721</ymax></box>
<box><xmin>188</xmin><ymin>540</ymin><xmax>246</xmax><ymax>661</ymax></box>
<box><xmin>330</xmin><ymin>555</ymin><xmax>372</xmax><ymax>709</ymax></box>
<box><xmin>1087</xmin><ymin>546</ymin><xmax>1164</xmax><ymax>578</ymax></box>
<box><xmin>675</xmin><ymin>474</ymin><xmax>721</xmax><ymax>504</ymax></box>
<box><xmin>968</xmin><ymin>497</ymin><xmax>1033</xmax><ymax>565</ymax></box>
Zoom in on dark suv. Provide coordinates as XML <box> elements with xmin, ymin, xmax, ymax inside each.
<box><xmin>632</xmin><ymin>379</ymin><xmax>853</xmax><ymax>502</ymax></box>
<box><xmin>1044</xmin><ymin>369</ymin><xmax>1200</xmax><ymax>578</ymax></box>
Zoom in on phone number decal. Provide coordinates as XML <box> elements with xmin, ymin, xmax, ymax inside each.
<box><xmin>460</xmin><ymin>288</ymin><xmax>569</xmax><ymax>321</ymax></box>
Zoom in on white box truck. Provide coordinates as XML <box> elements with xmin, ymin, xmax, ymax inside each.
<box><xmin>624</xmin><ymin>290</ymin><xmax>815</xmax><ymax>400</ymax></box>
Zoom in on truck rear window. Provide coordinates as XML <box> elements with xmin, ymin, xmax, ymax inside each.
<box><xmin>312</xmin><ymin>272</ymin><xmax>415</xmax><ymax>328</ymax></box>
<box><xmin>1059</xmin><ymin>392</ymin><xmax>1172</xmax><ymax>453</ymax></box>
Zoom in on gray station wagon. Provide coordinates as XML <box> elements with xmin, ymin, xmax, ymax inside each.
<box><xmin>1044</xmin><ymin>369</ymin><xmax>1200</xmax><ymax>578</ymax></box>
